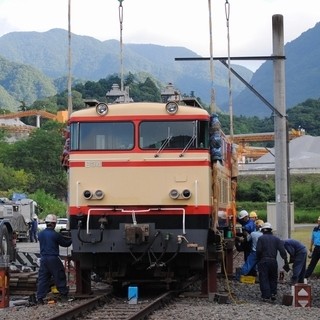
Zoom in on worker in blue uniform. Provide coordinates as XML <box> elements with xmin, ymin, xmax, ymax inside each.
<box><xmin>29</xmin><ymin>214</ymin><xmax>38</xmax><ymax>243</ymax></box>
<box><xmin>236</xmin><ymin>210</ymin><xmax>256</xmax><ymax>261</ymax></box>
<box><xmin>256</xmin><ymin>222</ymin><xmax>289</xmax><ymax>302</ymax></box>
<box><xmin>239</xmin><ymin>219</ymin><xmax>264</xmax><ymax>278</ymax></box>
<box><xmin>283</xmin><ymin>239</ymin><xmax>307</xmax><ymax>285</ymax></box>
<box><xmin>36</xmin><ymin>214</ymin><xmax>72</xmax><ymax>304</ymax></box>
<box><xmin>304</xmin><ymin>216</ymin><xmax>320</xmax><ymax>280</ymax></box>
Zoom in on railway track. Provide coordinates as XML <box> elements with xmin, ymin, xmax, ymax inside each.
<box><xmin>5</xmin><ymin>247</ymin><xmax>202</xmax><ymax>319</ymax></box>
<box><xmin>47</xmin><ymin>291</ymin><xmax>175</xmax><ymax>320</ymax></box>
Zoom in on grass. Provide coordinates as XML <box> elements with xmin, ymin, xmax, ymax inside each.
<box><xmin>292</xmin><ymin>226</ymin><xmax>320</xmax><ymax>276</ymax></box>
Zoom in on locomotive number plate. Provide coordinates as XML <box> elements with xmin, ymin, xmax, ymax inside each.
<box><xmin>85</xmin><ymin>161</ymin><xmax>102</xmax><ymax>167</ymax></box>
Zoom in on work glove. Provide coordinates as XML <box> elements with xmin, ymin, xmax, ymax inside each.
<box><xmin>308</xmin><ymin>250</ymin><xmax>313</xmax><ymax>259</ymax></box>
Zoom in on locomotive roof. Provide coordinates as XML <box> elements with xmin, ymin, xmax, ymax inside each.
<box><xmin>70</xmin><ymin>102</ymin><xmax>210</xmax><ymax>118</ymax></box>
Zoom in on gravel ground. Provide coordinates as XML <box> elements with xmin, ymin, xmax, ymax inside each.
<box><xmin>148</xmin><ymin>275</ymin><xmax>320</xmax><ymax>320</ymax></box>
<box><xmin>1</xmin><ymin>274</ymin><xmax>320</xmax><ymax>320</ymax></box>
<box><xmin>1</xmin><ymin>252</ymin><xmax>319</xmax><ymax>320</ymax></box>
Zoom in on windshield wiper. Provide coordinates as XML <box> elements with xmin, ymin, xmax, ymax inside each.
<box><xmin>179</xmin><ymin>135</ymin><xmax>196</xmax><ymax>157</ymax></box>
<box><xmin>154</xmin><ymin>135</ymin><xmax>172</xmax><ymax>157</ymax></box>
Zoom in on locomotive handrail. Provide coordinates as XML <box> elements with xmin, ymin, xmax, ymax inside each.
<box><xmin>116</xmin><ymin>208</ymin><xmax>152</xmax><ymax>225</ymax></box>
<box><xmin>195</xmin><ymin>180</ymin><xmax>199</xmax><ymax>208</ymax></box>
<box><xmin>77</xmin><ymin>221</ymin><xmax>104</xmax><ymax>244</ymax></box>
<box><xmin>157</xmin><ymin>208</ymin><xmax>186</xmax><ymax>235</ymax></box>
<box><xmin>116</xmin><ymin>207</ymin><xmax>186</xmax><ymax>234</ymax></box>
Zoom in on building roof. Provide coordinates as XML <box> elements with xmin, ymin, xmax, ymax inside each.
<box><xmin>239</xmin><ymin>135</ymin><xmax>320</xmax><ymax>173</ymax></box>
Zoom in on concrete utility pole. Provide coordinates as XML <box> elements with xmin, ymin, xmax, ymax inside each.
<box><xmin>67</xmin><ymin>0</ymin><xmax>73</xmax><ymax>117</ymax></box>
<box><xmin>273</xmin><ymin>15</ymin><xmax>289</xmax><ymax>239</ymax></box>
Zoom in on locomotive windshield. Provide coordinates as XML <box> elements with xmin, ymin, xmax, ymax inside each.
<box><xmin>70</xmin><ymin>122</ymin><xmax>134</xmax><ymax>150</ymax></box>
<box><xmin>140</xmin><ymin>120</ymin><xmax>209</xmax><ymax>149</ymax></box>
<box><xmin>70</xmin><ymin>120</ymin><xmax>209</xmax><ymax>151</ymax></box>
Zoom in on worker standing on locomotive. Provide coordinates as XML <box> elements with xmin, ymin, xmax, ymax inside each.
<box><xmin>283</xmin><ymin>239</ymin><xmax>307</xmax><ymax>285</ymax></box>
<box><xmin>304</xmin><ymin>216</ymin><xmax>320</xmax><ymax>280</ymax></box>
<box><xmin>256</xmin><ymin>222</ymin><xmax>289</xmax><ymax>302</ymax></box>
<box><xmin>36</xmin><ymin>214</ymin><xmax>72</xmax><ymax>304</ymax></box>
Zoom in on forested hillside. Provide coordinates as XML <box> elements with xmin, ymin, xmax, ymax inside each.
<box><xmin>229</xmin><ymin>22</ymin><xmax>320</xmax><ymax>117</ymax></box>
<box><xmin>0</xmin><ymin>29</ymin><xmax>251</xmax><ymax>111</ymax></box>
<box><xmin>0</xmin><ymin>56</ymin><xmax>57</xmax><ymax>108</ymax></box>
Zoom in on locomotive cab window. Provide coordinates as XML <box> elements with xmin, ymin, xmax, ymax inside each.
<box><xmin>139</xmin><ymin>120</ymin><xmax>209</xmax><ymax>150</ymax></box>
<box><xmin>70</xmin><ymin>122</ymin><xmax>134</xmax><ymax>150</ymax></box>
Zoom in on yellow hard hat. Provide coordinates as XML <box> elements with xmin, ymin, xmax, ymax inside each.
<box><xmin>256</xmin><ymin>219</ymin><xmax>264</xmax><ymax>227</ymax></box>
<box><xmin>249</xmin><ymin>211</ymin><xmax>257</xmax><ymax>218</ymax></box>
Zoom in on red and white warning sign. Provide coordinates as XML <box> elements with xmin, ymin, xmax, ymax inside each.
<box><xmin>293</xmin><ymin>284</ymin><xmax>311</xmax><ymax>307</ymax></box>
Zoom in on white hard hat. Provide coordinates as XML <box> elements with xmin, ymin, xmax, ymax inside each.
<box><xmin>261</xmin><ymin>222</ymin><xmax>272</xmax><ymax>231</ymax></box>
<box><xmin>45</xmin><ymin>214</ymin><xmax>57</xmax><ymax>223</ymax></box>
<box><xmin>32</xmin><ymin>214</ymin><xmax>38</xmax><ymax>219</ymax></box>
<box><xmin>238</xmin><ymin>210</ymin><xmax>249</xmax><ymax>219</ymax></box>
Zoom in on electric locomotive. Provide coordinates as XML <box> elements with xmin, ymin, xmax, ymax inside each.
<box><xmin>64</xmin><ymin>84</ymin><xmax>237</xmax><ymax>293</ymax></box>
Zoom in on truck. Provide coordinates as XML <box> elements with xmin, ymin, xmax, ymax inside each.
<box><xmin>0</xmin><ymin>195</ymin><xmax>38</xmax><ymax>261</ymax></box>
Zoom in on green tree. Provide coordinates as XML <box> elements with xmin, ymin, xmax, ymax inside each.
<box><xmin>0</xmin><ymin>163</ymin><xmax>35</xmax><ymax>192</ymax></box>
<box><xmin>3</xmin><ymin>121</ymin><xmax>67</xmax><ymax>199</ymax></box>
<box><xmin>287</xmin><ymin>98</ymin><xmax>320</xmax><ymax>135</ymax></box>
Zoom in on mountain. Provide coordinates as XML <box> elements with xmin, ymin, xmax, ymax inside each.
<box><xmin>0</xmin><ymin>29</ymin><xmax>251</xmax><ymax>111</ymax></box>
<box><xmin>0</xmin><ymin>23</ymin><xmax>319</xmax><ymax>116</ymax></box>
<box><xmin>229</xmin><ymin>22</ymin><xmax>320</xmax><ymax>117</ymax></box>
<box><xmin>0</xmin><ymin>56</ymin><xmax>57</xmax><ymax>109</ymax></box>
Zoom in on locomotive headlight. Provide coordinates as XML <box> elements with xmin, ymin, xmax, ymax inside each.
<box><xmin>182</xmin><ymin>189</ymin><xmax>192</xmax><ymax>199</ymax></box>
<box><xmin>165</xmin><ymin>102</ymin><xmax>179</xmax><ymax>115</ymax></box>
<box><xmin>96</xmin><ymin>102</ymin><xmax>109</xmax><ymax>116</ymax></box>
<box><xmin>83</xmin><ymin>190</ymin><xmax>93</xmax><ymax>199</ymax></box>
<box><xmin>95</xmin><ymin>189</ymin><xmax>104</xmax><ymax>200</ymax></box>
<box><xmin>169</xmin><ymin>189</ymin><xmax>180</xmax><ymax>199</ymax></box>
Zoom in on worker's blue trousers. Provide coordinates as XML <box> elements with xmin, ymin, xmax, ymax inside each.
<box><xmin>290</xmin><ymin>249</ymin><xmax>307</xmax><ymax>284</ymax></box>
<box><xmin>257</xmin><ymin>258</ymin><xmax>278</xmax><ymax>299</ymax></box>
<box><xmin>37</xmin><ymin>255</ymin><xmax>68</xmax><ymax>300</ymax></box>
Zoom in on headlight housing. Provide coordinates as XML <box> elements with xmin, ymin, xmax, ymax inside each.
<box><xmin>96</xmin><ymin>102</ymin><xmax>109</xmax><ymax>116</ymax></box>
<box><xmin>165</xmin><ymin>102</ymin><xmax>178</xmax><ymax>115</ymax></box>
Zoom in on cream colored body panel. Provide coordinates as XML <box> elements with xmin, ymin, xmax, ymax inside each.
<box><xmin>69</xmin><ymin>152</ymin><xmax>212</xmax><ymax>207</ymax></box>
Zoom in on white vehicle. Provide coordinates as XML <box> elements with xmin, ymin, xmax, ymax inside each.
<box><xmin>38</xmin><ymin>218</ymin><xmax>68</xmax><ymax>232</ymax></box>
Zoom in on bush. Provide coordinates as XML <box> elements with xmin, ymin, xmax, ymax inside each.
<box><xmin>29</xmin><ymin>189</ymin><xmax>67</xmax><ymax>220</ymax></box>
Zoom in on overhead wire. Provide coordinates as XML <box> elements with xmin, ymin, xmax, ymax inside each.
<box><xmin>67</xmin><ymin>0</ymin><xmax>73</xmax><ymax>117</ymax></box>
<box><xmin>225</xmin><ymin>0</ymin><xmax>234</xmax><ymax>139</ymax></box>
<box><xmin>118</xmin><ymin>0</ymin><xmax>124</xmax><ymax>92</ymax></box>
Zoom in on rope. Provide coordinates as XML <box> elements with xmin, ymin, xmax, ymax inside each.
<box><xmin>220</xmin><ymin>236</ymin><xmax>246</xmax><ymax>304</ymax></box>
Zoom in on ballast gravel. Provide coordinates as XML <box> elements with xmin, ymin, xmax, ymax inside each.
<box><xmin>1</xmin><ymin>262</ymin><xmax>320</xmax><ymax>320</ymax></box>
<box><xmin>1</xmin><ymin>276</ymin><xmax>320</xmax><ymax>320</ymax></box>
<box><xmin>148</xmin><ymin>273</ymin><xmax>320</xmax><ymax>320</ymax></box>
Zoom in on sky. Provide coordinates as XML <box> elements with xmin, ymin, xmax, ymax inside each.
<box><xmin>0</xmin><ymin>0</ymin><xmax>319</xmax><ymax>71</ymax></box>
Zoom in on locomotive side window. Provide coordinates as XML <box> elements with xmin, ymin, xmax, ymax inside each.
<box><xmin>70</xmin><ymin>122</ymin><xmax>134</xmax><ymax>150</ymax></box>
<box><xmin>139</xmin><ymin>120</ymin><xmax>209</xmax><ymax>149</ymax></box>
